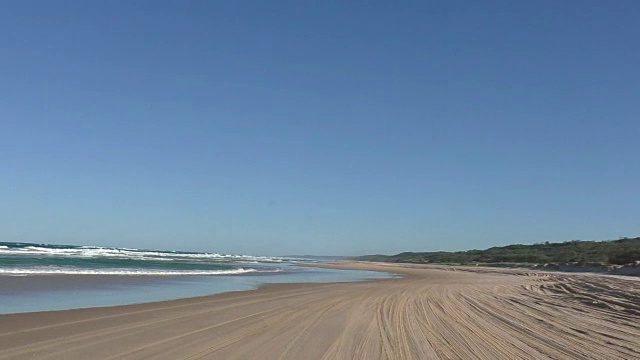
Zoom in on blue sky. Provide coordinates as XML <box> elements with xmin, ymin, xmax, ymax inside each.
<box><xmin>1</xmin><ymin>1</ymin><xmax>638</xmax><ymax>255</ymax></box>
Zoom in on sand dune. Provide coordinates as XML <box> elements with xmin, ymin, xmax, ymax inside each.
<box><xmin>1</xmin><ymin>262</ymin><xmax>639</xmax><ymax>359</ymax></box>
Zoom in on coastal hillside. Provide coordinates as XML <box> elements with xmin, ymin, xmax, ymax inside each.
<box><xmin>357</xmin><ymin>237</ymin><xmax>640</xmax><ymax>266</ymax></box>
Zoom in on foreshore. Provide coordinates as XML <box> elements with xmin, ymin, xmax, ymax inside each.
<box><xmin>1</xmin><ymin>261</ymin><xmax>639</xmax><ymax>359</ymax></box>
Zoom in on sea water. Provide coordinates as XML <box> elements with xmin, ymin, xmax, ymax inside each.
<box><xmin>0</xmin><ymin>242</ymin><xmax>396</xmax><ymax>314</ymax></box>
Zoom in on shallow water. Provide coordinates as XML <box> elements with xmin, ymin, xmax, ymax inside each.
<box><xmin>0</xmin><ymin>266</ymin><xmax>396</xmax><ymax>314</ymax></box>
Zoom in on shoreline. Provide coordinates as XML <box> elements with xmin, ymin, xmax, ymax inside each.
<box><xmin>0</xmin><ymin>264</ymin><xmax>396</xmax><ymax>315</ymax></box>
<box><xmin>1</xmin><ymin>261</ymin><xmax>639</xmax><ymax>359</ymax></box>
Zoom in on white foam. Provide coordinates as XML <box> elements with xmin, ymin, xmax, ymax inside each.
<box><xmin>0</xmin><ymin>267</ymin><xmax>273</xmax><ymax>276</ymax></box>
<box><xmin>0</xmin><ymin>245</ymin><xmax>288</xmax><ymax>263</ymax></box>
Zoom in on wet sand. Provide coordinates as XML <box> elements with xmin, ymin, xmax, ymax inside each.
<box><xmin>1</xmin><ymin>261</ymin><xmax>639</xmax><ymax>359</ymax></box>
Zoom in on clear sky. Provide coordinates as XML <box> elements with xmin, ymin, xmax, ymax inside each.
<box><xmin>1</xmin><ymin>1</ymin><xmax>638</xmax><ymax>256</ymax></box>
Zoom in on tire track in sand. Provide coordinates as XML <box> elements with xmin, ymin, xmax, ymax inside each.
<box><xmin>1</xmin><ymin>263</ymin><xmax>638</xmax><ymax>359</ymax></box>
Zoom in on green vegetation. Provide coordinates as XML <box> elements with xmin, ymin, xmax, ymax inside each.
<box><xmin>357</xmin><ymin>237</ymin><xmax>640</xmax><ymax>266</ymax></box>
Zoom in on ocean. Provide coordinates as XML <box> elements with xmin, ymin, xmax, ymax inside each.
<box><xmin>0</xmin><ymin>241</ymin><xmax>294</xmax><ymax>276</ymax></box>
<box><xmin>0</xmin><ymin>242</ymin><xmax>395</xmax><ymax>314</ymax></box>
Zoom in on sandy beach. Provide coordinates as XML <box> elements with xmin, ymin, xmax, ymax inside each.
<box><xmin>1</xmin><ymin>261</ymin><xmax>639</xmax><ymax>359</ymax></box>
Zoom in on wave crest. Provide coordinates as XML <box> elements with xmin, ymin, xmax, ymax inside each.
<box><xmin>0</xmin><ymin>267</ymin><xmax>279</xmax><ymax>276</ymax></box>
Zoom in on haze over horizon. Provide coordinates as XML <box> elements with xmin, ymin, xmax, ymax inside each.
<box><xmin>2</xmin><ymin>1</ymin><xmax>638</xmax><ymax>256</ymax></box>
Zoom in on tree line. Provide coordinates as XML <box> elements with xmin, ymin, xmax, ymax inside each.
<box><xmin>357</xmin><ymin>237</ymin><xmax>640</xmax><ymax>266</ymax></box>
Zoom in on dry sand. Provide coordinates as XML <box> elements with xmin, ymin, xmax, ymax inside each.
<box><xmin>1</xmin><ymin>261</ymin><xmax>639</xmax><ymax>359</ymax></box>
